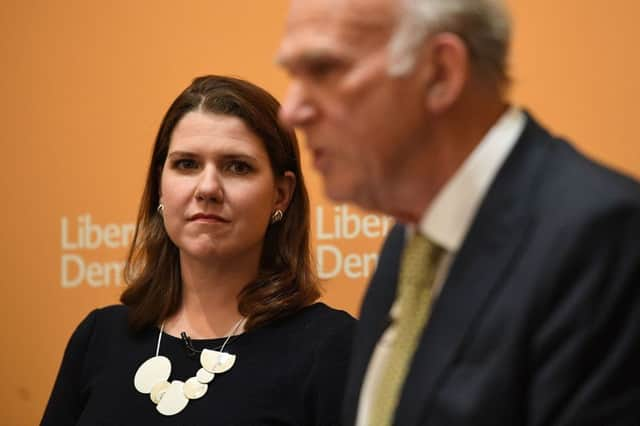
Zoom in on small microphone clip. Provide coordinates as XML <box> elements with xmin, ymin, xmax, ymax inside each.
<box><xmin>180</xmin><ymin>331</ymin><xmax>199</xmax><ymax>358</ymax></box>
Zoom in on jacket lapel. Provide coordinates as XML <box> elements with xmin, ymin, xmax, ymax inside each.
<box><xmin>343</xmin><ymin>224</ymin><xmax>405</xmax><ymax>426</ymax></box>
<box><xmin>394</xmin><ymin>114</ymin><xmax>552</xmax><ymax>424</ymax></box>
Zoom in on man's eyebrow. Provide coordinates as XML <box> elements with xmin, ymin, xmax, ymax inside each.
<box><xmin>275</xmin><ymin>46</ymin><xmax>336</xmax><ymax>68</ymax></box>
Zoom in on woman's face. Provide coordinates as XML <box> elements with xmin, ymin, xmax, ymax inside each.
<box><xmin>159</xmin><ymin>111</ymin><xmax>294</xmax><ymax>264</ymax></box>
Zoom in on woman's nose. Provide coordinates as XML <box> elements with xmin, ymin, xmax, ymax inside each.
<box><xmin>194</xmin><ymin>166</ymin><xmax>223</xmax><ymax>203</ymax></box>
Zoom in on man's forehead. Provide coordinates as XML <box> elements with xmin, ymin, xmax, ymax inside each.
<box><xmin>285</xmin><ymin>0</ymin><xmax>398</xmax><ymax>24</ymax></box>
<box><xmin>278</xmin><ymin>0</ymin><xmax>398</xmax><ymax>62</ymax></box>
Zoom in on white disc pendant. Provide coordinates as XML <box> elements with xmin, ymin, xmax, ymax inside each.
<box><xmin>196</xmin><ymin>368</ymin><xmax>214</xmax><ymax>384</ymax></box>
<box><xmin>156</xmin><ymin>380</ymin><xmax>189</xmax><ymax>416</ymax></box>
<box><xmin>134</xmin><ymin>356</ymin><xmax>171</xmax><ymax>393</ymax></box>
<box><xmin>150</xmin><ymin>380</ymin><xmax>170</xmax><ymax>404</ymax></box>
<box><xmin>218</xmin><ymin>352</ymin><xmax>235</xmax><ymax>371</ymax></box>
<box><xmin>200</xmin><ymin>349</ymin><xmax>236</xmax><ymax>373</ymax></box>
<box><xmin>184</xmin><ymin>377</ymin><xmax>208</xmax><ymax>399</ymax></box>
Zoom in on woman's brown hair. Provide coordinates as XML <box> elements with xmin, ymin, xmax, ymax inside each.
<box><xmin>121</xmin><ymin>75</ymin><xmax>319</xmax><ymax>331</ymax></box>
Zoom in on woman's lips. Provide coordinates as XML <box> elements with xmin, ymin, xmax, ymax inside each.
<box><xmin>188</xmin><ymin>213</ymin><xmax>230</xmax><ymax>223</ymax></box>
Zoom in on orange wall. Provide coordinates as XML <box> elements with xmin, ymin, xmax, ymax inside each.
<box><xmin>1</xmin><ymin>1</ymin><xmax>638</xmax><ymax>424</ymax></box>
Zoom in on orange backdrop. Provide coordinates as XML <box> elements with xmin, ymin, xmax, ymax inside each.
<box><xmin>1</xmin><ymin>1</ymin><xmax>638</xmax><ymax>424</ymax></box>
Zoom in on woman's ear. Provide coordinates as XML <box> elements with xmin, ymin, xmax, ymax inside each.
<box><xmin>273</xmin><ymin>171</ymin><xmax>296</xmax><ymax>213</ymax></box>
<box><xmin>418</xmin><ymin>33</ymin><xmax>469</xmax><ymax>114</ymax></box>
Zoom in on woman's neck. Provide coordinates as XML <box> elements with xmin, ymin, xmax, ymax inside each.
<box><xmin>163</xmin><ymin>252</ymin><xmax>260</xmax><ymax>339</ymax></box>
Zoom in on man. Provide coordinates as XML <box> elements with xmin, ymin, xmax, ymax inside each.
<box><xmin>276</xmin><ymin>0</ymin><xmax>640</xmax><ymax>425</ymax></box>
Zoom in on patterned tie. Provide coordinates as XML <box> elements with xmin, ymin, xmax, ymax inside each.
<box><xmin>369</xmin><ymin>233</ymin><xmax>444</xmax><ymax>426</ymax></box>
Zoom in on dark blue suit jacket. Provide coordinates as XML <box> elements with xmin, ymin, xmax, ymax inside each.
<box><xmin>342</xmin><ymin>114</ymin><xmax>640</xmax><ymax>425</ymax></box>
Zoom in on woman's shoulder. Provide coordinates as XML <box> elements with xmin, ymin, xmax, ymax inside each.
<box><xmin>297</xmin><ymin>302</ymin><xmax>355</xmax><ymax>325</ymax></box>
<box><xmin>58</xmin><ymin>305</ymin><xmax>131</xmax><ymax>363</ymax></box>
<box><xmin>69</xmin><ymin>304</ymin><xmax>133</xmax><ymax>345</ymax></box>
<box><xmin>275</xmin><ymin>302</ymin><xmax>356</xmax><ymax>342</ymax></box>
<box><xmin>90</xmin><ymin>303</ymin><xmax>129</xmax><ymax>320</ymax></box>
<box><xmin>78</xmin><ymin>304</ymin><xmax>129</xmax><ymax>329</ymax></box>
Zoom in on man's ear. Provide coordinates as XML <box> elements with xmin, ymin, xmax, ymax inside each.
<box><xmin>418</xmin><ymin>33</ymin><xmax>470</xmax><ymax>114</ymax></box>
<box><xmin>273</xmin><ymin>171</ymin><xmax>296</xmax><ymax>212</ymax></box>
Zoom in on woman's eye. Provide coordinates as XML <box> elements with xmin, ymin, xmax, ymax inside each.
<box><xmin>227</xmin><ymin>160</ymin><xmax>252</xmax><ymax>175</ymax></box>
<box><xmin>173</xmin><ymin>158</ymin><xmax>198</xmax><ymax>170</ymax></box>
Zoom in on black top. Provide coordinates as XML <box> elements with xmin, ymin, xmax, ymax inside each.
<box><xmin>42</xmin><ymin>303</ymin><xmax>355</xmax><ymax>426</ymax></box>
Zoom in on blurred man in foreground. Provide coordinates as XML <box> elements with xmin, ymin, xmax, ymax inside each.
<box><xmin>277</xmin><ymin>0</ymin><xmax>640</xmax><ymax>424</ymax></box>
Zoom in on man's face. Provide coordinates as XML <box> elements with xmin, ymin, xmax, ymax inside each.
<box><xmin>277</xmin><ymin>0</ymin><xmax>428</xmax><ymax>211</ymax></box>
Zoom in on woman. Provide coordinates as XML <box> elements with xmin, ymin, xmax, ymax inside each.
<box><xmin>42</xmin><ymin>75</ymin><xmax>355</xmax><ymax>425</ymax></box>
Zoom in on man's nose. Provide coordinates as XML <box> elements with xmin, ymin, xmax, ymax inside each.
<box><xmin>194</xmin><ymin>166</ymin><xmax>223</xmax><ymax>203</ymax></box>
<box><xmin>279</xmin><ymin>80</ymin><xmax>317</xmax><ymax>128</ymax></box>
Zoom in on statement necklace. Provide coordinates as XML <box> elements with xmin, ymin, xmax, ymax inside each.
<box><xmin>133</xmin><ymin>318</ymin><xmax>245</xmax><ymax>416</ymax></box>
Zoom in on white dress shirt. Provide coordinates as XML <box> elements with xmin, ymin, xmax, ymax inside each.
<box><xmin>356</xmin><ymin>107</ymin><xmax>526</xmax><ymax>426</ymax></box>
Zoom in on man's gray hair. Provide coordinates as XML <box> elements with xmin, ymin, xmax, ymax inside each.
<box><xmin>388</xmin><ymin>0</ymin><xmax>511</xmax><ymax>87</ymax></box>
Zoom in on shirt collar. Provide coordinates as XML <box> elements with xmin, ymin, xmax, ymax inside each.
<box><xmin>418</xmin><ymin>106</ymin><xmax>526</xmax><ymax>252</ymax></box>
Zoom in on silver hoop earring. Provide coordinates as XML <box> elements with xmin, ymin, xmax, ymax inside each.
<box><xmin>157</xmin><ymin>203</ymin><xmax>164</xmax><ymax>214</ymax></box>
<box><xmin>270</xmin><ymin>209</ymin><xmax>284</xmax><ymax>224</ymax></box>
